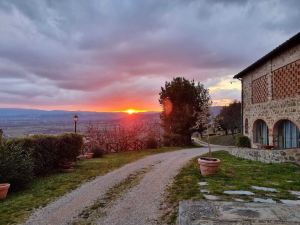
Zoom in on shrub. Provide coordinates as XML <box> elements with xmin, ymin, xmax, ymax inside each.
<box><xmin>7</xmin><ymin>135</ymin><xmax>58</xmax><ymax>176</ymax></box>
<box><xmin>145</xmin><ymin>136</ymin><xmax>159</xmax><ymax>149</ymax></box>
<box><xmin>7</xmin><ymin>133</ymin><xmax>83</xmax><ymax>176</ymax></box>
<box><xmin>56</xmin><ymin>133</ymin><xmax>83</xmax><ymax>163</ymax></box>
<box><xmin>0</xmin><ymin>144</ymin><xmax>34</xmax><ymax>191</ymax></box>
<box><xmin>91</xmin><ymin>146</ymin><xmax>105</xmax><ymax>158</ymax></box>
<box><xmin>235</xmin><ymin>135</ymin><xmax>251</xmax><ymax>148</ymax></box>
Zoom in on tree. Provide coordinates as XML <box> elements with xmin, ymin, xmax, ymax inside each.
<box><xmin>218</xmin><ymin>100</ymin><xmax>241</xmax><ymax>135</ymax></box>
<box><xmin>159</xmin><ymin>77</ymin><xmax>210</xmax><ymax>146</ymax></box>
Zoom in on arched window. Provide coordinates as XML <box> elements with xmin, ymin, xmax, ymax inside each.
<box><xmin>245</xmin><ymin>119</ymin><xmax>249</xmax><ymax>134</ymax></box>
<box><xmin>274</xmin><ymin>120</ymin><xmax>300</xmax><ymax>149</ymax></box>
<box><xmin>253</xmin><ymin>119</ymin><xmax>269</xmax><ymax>145</ymax></box>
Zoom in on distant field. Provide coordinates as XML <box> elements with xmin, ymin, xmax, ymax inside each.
<box><xmin>0</xmin><ymin>108</ymin><xmax>159</xmax><ymax>137</ymax></box>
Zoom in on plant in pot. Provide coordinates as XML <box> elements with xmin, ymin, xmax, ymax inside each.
<box><xmin>198</xmin><ymin>122</ymin><xmax>221</xmax><ymax>177</ymax></box>
<box><xmin>0</xmin><ymin>183</ymin><xmax>10</xmax><ymax>200</ymax></box>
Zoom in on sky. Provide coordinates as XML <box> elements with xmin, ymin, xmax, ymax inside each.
<box><xmin>0</xmin><ymin>0</ymin><xmax>299</xmax><ymax>112</ymax></box>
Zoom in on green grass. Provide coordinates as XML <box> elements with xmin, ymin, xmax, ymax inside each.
<box><xmin>163</xmin><ymin>150</ymin><xmax>300</xmax><ymax>224</ymax></box>
<box><xmin>0</xmin><ymin>147</ymin><xmax>184</xmax><ymax>225</ymax></box>
<box><xmin>201</xmin><ymin>134</ymin><xmax>240</xmax><ymax>146</ymax></box>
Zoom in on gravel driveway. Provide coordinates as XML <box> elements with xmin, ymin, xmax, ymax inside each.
<box><xmin>24</xmin><ymin>147</ymin><xmax>207</xmax><ymax>225</ymax></box>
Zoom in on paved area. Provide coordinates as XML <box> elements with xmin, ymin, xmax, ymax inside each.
<box><xmin>24</xmin><ymin>147</ymin><xmax>207</xmax><ymax>225</ymax></box>
<box><xmin>179</xmin><ymin>200</ymin><xmax>300</xmax><ymax>225</ymax></box>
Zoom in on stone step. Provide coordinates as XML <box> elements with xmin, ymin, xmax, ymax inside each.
<box><xmin>179</xmin><ymin>200</ymin><xmax>300</xmax><ymax>225</ymax></box>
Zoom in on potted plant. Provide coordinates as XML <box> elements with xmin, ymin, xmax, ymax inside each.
<box><xmin>0</xmin><ymin>183</ymin><xmax>10</xmax><ymax>200</ymax></box>
<box><xmin>198</xmin><ymin>122</ymin><xmax>221</xmax><ymax>176</ymax></box>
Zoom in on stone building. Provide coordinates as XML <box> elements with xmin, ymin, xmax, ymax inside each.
<box><xmin>234</xmin><ymin>32</ymin><xmax>300</xmax><ymax>149</ymax></box>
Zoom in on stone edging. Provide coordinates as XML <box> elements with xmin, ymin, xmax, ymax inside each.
<box><xmin>226</xmin><ymin>147</ymin><xmax>300</xmax><ymax>165</ymax></box>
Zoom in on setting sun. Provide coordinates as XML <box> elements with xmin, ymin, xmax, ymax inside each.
<box><xmin>126</xmin><ymin>109</ymin><xmax>136</xmax><ymax>114</ymax></box>
<box><xmin>123</xmin><ymin>109</ymin><xmax>147</xmax><ymax>114</ymax></box>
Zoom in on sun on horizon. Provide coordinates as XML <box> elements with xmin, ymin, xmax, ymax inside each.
<box><xmin>124</xmin><ymin>109</ymin><xmax>146</xmax><ymax>114</ymax></box>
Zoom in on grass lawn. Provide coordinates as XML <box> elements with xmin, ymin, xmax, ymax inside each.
<box><xmin>163</xmin><ymin>151</ymin><xmax>300</xmax><ymax>224</ymax></box>
<box><xmin>0</xmin><ymin>147</ymin><xmax>184</xmax><ymax>225</ymax></box>
<box><xmin>201</xmin><ymin>134</ymin><xmax>240</xmax><ymax>146</ymax></box>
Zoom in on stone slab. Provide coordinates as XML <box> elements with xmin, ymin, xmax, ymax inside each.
<box><xmin>224</xmin><ymin>190</ymin><xmax>255</xmax><ymax>196</ymax></box>
<box><xmin>280</xmin><ymin>199</ymin><xmax>300</xmax><ymax>205</ymax></box>
<box><xmin>253</xmin><ymin>198</ymin><xmax>276</xmax><ymax>204</ymax></box>
<box><xmin>203</xmin><ymin>194</ymin><xmax>219</xmax><ymax>201</ymax></box>
<box><xmin>198</xmin><ymin>182</ymin><xmax>208</xmax><ymax>186</ymax></box>
<box><xmin>289</xmin><ymin>190</ymin><xmax>300</xmax><ymax>196</ymax></box>
<box><xmin>251</xmin><ymin>186</ymin><xmax>278</xmax><ymax>192</ymax></box>
<box><xmin>179</xmin><ymin>200</ymin><xmax>300</xmax><ymax>225</ymax></box>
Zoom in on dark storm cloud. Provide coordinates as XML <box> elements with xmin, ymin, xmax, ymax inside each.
<box><xmin>0</xmin><ymin>0</ymin><xmax>299</xmax><ymax>110</ymax></box>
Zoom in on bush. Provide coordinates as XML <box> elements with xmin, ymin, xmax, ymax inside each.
<box><xmin>145</xmin><ymin>136</ymin><xmax>159</xmax><ymax>149</ymax></box>
<box><xmin>7</xmin><ymin>133</ymin><xmax>83</xmax><ymax>176</ymax></box>
<box><xmin>7</xmin><ymin>135</ymin><xmax>58</xmax><ymax>176</ymax></box>
<box><xmin>91</xmin><ymin>146</ymin><xmax>105</xmax><ymax>158</ymax></box>
<box><xmin>235</xmin><ymin>135</ymin><xmax>251</xmax><ymax>148</ymax></box>
<box><xmin>56</xmin><ymin>133</ymin><xmax>83</xmax><ymax>163</ymax></box>
<box><xmin>0</xmin><ymin>144</ymin><xmax>34</xmax><ymax>191</ymax></box>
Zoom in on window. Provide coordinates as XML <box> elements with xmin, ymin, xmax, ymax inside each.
<box><xmin>275</xmin><ymin>120</ymin><xmax>300</xmax><ymax>149</ymax></box>
<box><xmin>253</xmin><ymin>120</ymin><xmax>269</xmax><ymax>145</ymax></box>
<box><xmin>245</xmin><ymin>119</ymin><xmax>249</xmax><ymax>134</ymax></box>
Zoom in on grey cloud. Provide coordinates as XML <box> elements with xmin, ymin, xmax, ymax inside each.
<box><xmin>0</xmin><ymin>0</ymin><xmax>299</xmax><ymax>109</ymax></box>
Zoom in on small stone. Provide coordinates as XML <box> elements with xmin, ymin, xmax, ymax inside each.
<box><xmin>203</xmin><ymin>194</ymin><xmax>219</xmax><ymax>200</ymax></box>
<box><xmin>234</xmin><ymin>198</ymin><xmax>245</xmax><ymax>202</ymax></box>
<box><xmin>253</xmin><ymin>198</ymin><xmax>276</xmax><ymax>204</ymax></box>
<box><xmin>198</xmin><ymin>182</ymin><xmax>208</xmax><ymax>186</ymax></box>
<box><xmin>280</xmin><ymin>199</ymin><xmax>300</xmax><ymax>205</ymax></box>
<box><xmin>224</xmin><ymin>190</ymin><xmax>255</xmax><ymax>196</ymax></box>
<box><xmin>200</xmin><ymin>189</ymin><xmax>210</xmax><ymax>193</ymax></box>
<box><xmin>251</xmin><ymin>186</ymin><xmax>278</xmax><ymax>192</ymax></box>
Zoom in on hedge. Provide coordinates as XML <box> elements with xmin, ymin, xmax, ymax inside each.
<box><xmin>0</xmin><ymin>144</ymin><xmax>34</xmax><ymax>190</ymax></box>
<box><xmin>7</xmin><ymin>133</ymin><xmax>83</xmax><ymax>176</ymax></box>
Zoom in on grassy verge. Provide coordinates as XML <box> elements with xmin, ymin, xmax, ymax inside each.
<box><xmin>201</xmin><ymin>134</ymin><xmax>240</xmax><ymax>146</ymax></box>
<box><xmin>0</xmin><ymin>147</ymin><xmax>185</xmax><ymax>225</ymax></box>
<box><xmin>162</xmin><ymin>151</ymin><xmax>300</xmax><ymax>224</ymax></box>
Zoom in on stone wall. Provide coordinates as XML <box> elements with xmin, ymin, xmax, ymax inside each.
<box><xmin>227</xmin><ymin>147</ymin><xmax>300</xmax><ymax>165</ymax></box>
<box><xmin>242</xmin><ymin>42</ymin><xmax>300</xmax><ymax>147</ymax></box>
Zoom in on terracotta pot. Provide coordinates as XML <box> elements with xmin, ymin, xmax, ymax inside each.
<box><xmin>59</xmin><ymin>161</ymin><xmax>75</xmax><ymax>169</ymax></box>
<box><xmin>262</xmin><ymin>145</ymin><xmax>274</xmax><ymax>150</ymax></box>
<box><xmin>85</xmin><ymin>153</ymin><xmax>94</xmax><ymax>159</ymax></box>
<box><xmin>198</xmin><ymin>157</ymin><xmax>221</xmax><ymax>177</ymax></box>
<box><xmin>61</xmin><ymin>167</ymin><xmax>75</xmax><ymax>173</ymax></box>
<box><xmin>77</xmin><ymin>154</ymin><xmax>86</xmax><ymax>160</ymax></box>
<box><xmin>0</xmin><ymin>183</ymin><xmax>10</xmax><ymax>200</ymax></box>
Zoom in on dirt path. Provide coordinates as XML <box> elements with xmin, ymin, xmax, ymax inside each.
<box><xmin>24</xmin><ymin>148</ymin><xmax>207</xmax><ymax>225</ymax></box>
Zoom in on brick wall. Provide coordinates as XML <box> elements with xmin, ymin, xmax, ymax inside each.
<box><xmin>272</xmin><ymin>59</ymin><xmax>300</xmax><ymax>100</ymax></box>
<box><xmin>252</xmin><ymin>75</ymin><xmax>268</xmax><ymax>103</ymax></box>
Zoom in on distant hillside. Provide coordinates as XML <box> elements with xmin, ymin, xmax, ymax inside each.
<box><xmin>0</xmin><ymin>107</ymin><xmax>222</xmax><ymax>137</ymax></box>
<box><xmin>0</xmin><ymin>108</ymin><xmax>159</xmax><ymax>137</ymax></box>
<box><xmin>210</xmin><ymin>106</ymin><xmax>222</xmax><ymax>117</ymax></box>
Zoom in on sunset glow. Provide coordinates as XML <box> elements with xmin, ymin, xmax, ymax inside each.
<box><xmin>0</xmin><ymin>1</ymin><xmax>296</xmax><ymax>111</ymax></box>
<box><xmin>124</xmin><ymin>109</ymin><xmax>147</xmax><ymax>114</ymax></box>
